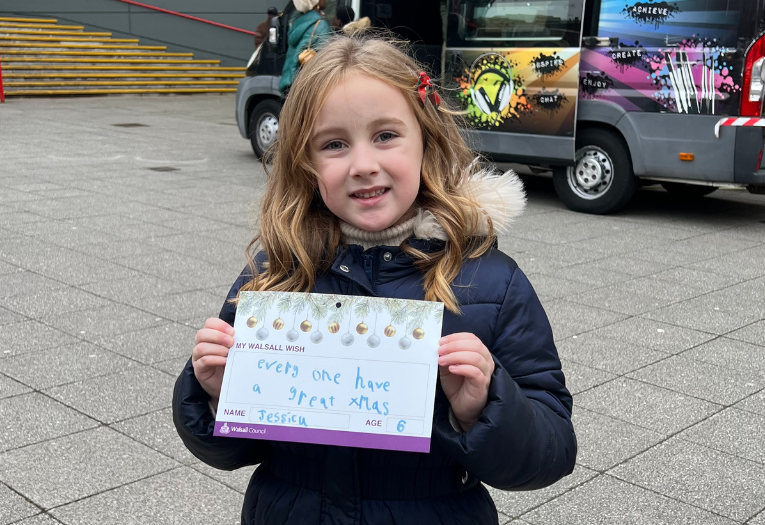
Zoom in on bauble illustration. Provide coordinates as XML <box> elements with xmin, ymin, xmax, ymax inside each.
<box><xmin>273</xmin><ymin>318</ymin><xmax>285</xmax><ymax>330</ymax></box>
<box><xmin>341</xmin><ymin>332</ymin><xmax>355</xmax><ymax>346</ymax></box>
<box><xmin>310</xmin><ymin>330</ymin><xmax>323</xmax><ymax>344</ymax></box>
<box><xmin>384</xmin><ymin>325</ymin><xmax>396</xmax><ymax>337</ymax></box>
<box><xmin>246</xmin><ymin>316</ymin><xmax>258</xmax><ymax>328</ymax></box>
<box><xmin>398</xmin><ymin>336</ymin><xmax>412</xmax><ymax>350</ymax></box>
<box><xmin>356</xmin><ymin>322</ymin><xmax>368</xmax><ymax>334</ymax></box>
<box><xmin>256</xmin><ymin>328</ymin><xmax>269</xmax><ymax>341</ymax></box>
<box><xmin>328</xmin><ymin>322</ymin><xmax>340</xmax><ymax>334</ymax></box>
<box><xmin>367</xmin><ymin>334</ymin><xmax>380</xmax><ymax>348</ymax></box>
<box><xmin>286</xmin><ymin>329</ymin><xmax>299</xmax><ymax>342</ymax></box>
<box><xmin>300</xmin><ymin>320</ymin><xmax>312</xmax><ymax>332</ymax></box>
<box><xmin>412</xmin><ymin>328</ymin><xmax>425</xmax><ymax>340</ymax></box>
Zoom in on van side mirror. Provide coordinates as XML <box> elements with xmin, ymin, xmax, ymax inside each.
<box><xmin>269</xmin><ymin>16</ymin><xmax>279</xmax><ymax>45</ymax></box>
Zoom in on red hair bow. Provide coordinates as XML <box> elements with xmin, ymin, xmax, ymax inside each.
<box><xmin>417</xmin><ymin>71</ymin><xmax>441</xmax><ymax>108</ymax></box>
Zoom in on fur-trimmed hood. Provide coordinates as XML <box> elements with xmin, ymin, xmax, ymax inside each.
<box><xmin>413</xmin><ymin>169</ymin><xmax>526</xmax><ymax>241</ymax></box>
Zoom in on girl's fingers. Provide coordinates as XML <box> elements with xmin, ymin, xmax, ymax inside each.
<box><xmin>446</xmin><ymin>364</ymin><xmax>485</xmax><ymax>381</ymax></box>
<box><xmin>192</xmin><ymin>343</ymin><xmax>230</xmax><ymax>362</ymax></box>
<box><xmin>438</xmin><ymin>350</ymin><xmax>492</xmax><ymax>377</ymax></box>
<box><xmin>193</xmin><ymin>355</ymin><xmax>227</xmax><ymax>371</ymax></box>
<box><xmin>195</xmin><ymin>327</ymin><xmax>235</xmax><ymax>347</ymax></box>
<box><xmin>204</xmin><ymin>317</ymin><xmax>235</xmax><ymax>336</ymax></box>
<box><xmin>439</xmin><ymin>332</ymin><xmax>478</xmax><ymax>345</ymax></box>
<box><xmin>438</xmin><ymin>338</ymin><xmax>492</xmax><ymax>361</ymax></box>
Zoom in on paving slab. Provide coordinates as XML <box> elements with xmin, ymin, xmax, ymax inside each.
<box><xmin>91</xmin><ymin>322</ymin><xmax>197</xmax><ymax>365</ymax></box>
<box><xmin>0</xmin><ymin>393</ymin><xmax>98</xmax><ymax>452</ymax></box>
<box><xmin>51</xmin><ymin>467</ymin><xmax>244</xmax><ymax>525</ymax></box>
<box><xmin>45</xmin><ymin>366</ymin><xmax>175</xmax><ymax>424</ymax></box>
<box><xmin>568</xmin><ymin>277</ymin><xmax>705</xmax><ymax>316</ymax></box>
<box><xmin>523</xmin><ymin>274</ymin><xmax>591</xmax><ymax>300</ymax></box>
<box><xmin>571</xmin><ymin>407</ymin><xmax>665</xmax><ymax>471</ymax></box>
<box><xmin>44</xmin><ymin>304</ymin><xmax>165</xmax><ymax>342</ymax></box>
<box><xmin>0</xmin><ymin>287</ymin><xmax>111</xmax><ymax>320</ymax></box>
<box><xmin>542</xmin><ymin>300</ymin><xmax>628</xmax><ymax>341</ymax></box>
<box><xmin>2</xmin><ymin>320</ymin><xmax>80</xmax><ymax>359</ymax></box>
<box><xmin>558</xmin><ymin>359</ymin><xmax>615</xmax><ymax>395</ymax></box>
<box><xmin>190</xmin><ymin>462</ymin><xmax>257</xmax><ymax>494</ymax></box>
<box><xmin>0</xmin><ymin>427</ymin><xmax>178</xmax><ymax>510</ymax></box>
<box><xmin>627</xmin><ymin>354</ymin><xmax>765</xmax><ymax>405</ymax></box>
<box><xmin>12</xmin><ymin>514</ymin><xmax>60</xmax><ymax>525</ymax></box>
<box><xmin>726</xmin><ymin>320</ymin><xmax>765</xmax><ymax>347</ymax></box>
<box><xmin>610</xmin><ymin>437</ymin><xmax>765</xmax><ymax>522</ymax></box>
<box><xmin>0</xmin><ymin>307</ymin><xmax>24</xmax><ymax>326</ymax></box>
<box><xmin>734</xmin><ymin>390</ymin><xmax>765</xmax><ymax>416</ymax></box>
<box><xmin>556</xmin><ymin>333</ymin><xmax>665</xmax><ymax>375</ymax></box>
<box><xmin>111</xmin><ymin>407</ymin><xmax>197</xmax><ymax>465</ymax></box>
<box><xmin>0</xmin><ymin>374</ymin><xmax>32</xmax><ymax>400</ymax></box>
<box><xmin>678</xmin><ymin>408</ymin><xmax>765</xmax><ymax>465</ymax></box>
<box><xmin>522</xmin><ymin>474</ymin><xmax>737</xmax><ymax>525</ymax></box>
<box><xmin>588</xmin><ymin>316</ymin><xmax>716</xmax><ymax>354</ymax></box>
<box><xmin>152</xmin><ymin>356</ymin><xmax>191</xmax><ymax>378</ymax></box>
<box><xmin>685</xmin><ymin>244</ymin><xmax>765</xmax><ymax>280</ymax></box>
<box><xmin>137</xmin><ymin>290</ymin><xmax>223</xmax><ymax>325</ymax></box>
<box><xmin>0</xmin><ymin>482</ymin><xmax>40</xmax><ymax>525</ymax></box>
<box><xmin>0</xmin><ymin>343</ymin><xmax>137</xmax><ymax>390</ymax></box>
<box><xmin>683</xmin><ymin>337</ymin><xmax>765</xmax><ymax>374</ymax></box>
<box><xmin>575</xmin><ymin>377</ymin><xmax>721</xmax><ymax>435</ymax></box>
<box><xmin>77</xmin><ymin>274</ymin><xmax>188</xmax><ymax>301</ymax></box>
<box><xmin>0</xmin><ymin>272</ymin><xmax>70</xmax><ymax>299</ymax></box>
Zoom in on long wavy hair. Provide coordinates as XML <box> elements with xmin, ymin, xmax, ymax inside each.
<box><xmin>239</xmin><ymin>34</ymin><xmax>494</xmax><ymax>313</ymax></box>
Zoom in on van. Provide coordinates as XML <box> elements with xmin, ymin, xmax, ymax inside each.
<box><xmin>236</xmin><ymin>0</ymin><xmax>765</xmax><ymax>214</ymax></box>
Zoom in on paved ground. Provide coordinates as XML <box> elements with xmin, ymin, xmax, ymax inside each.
<box><xmin>1</xmin><ymin>95</ymin><xmax>764</xmax><ymax>525</ymax></box>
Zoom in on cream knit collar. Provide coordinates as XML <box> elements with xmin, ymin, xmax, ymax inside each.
<box><xmin>339</xmin><ymin>215</ymin><xmax>418</xmax><ymax>250</ymax></box>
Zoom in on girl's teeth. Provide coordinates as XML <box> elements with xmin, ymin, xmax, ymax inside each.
<box><xmin>355</xmin><ymin>189</ymin><xmax>384</xmax><ymax>198</ymax></box>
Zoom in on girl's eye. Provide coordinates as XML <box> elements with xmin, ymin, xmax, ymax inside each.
<box><xmin>324</xmin><ymin>141</ymin><xmax>345</xmax><ymax>151</ymax></box>
<box><xmin>376</xmin><ymin>132</ymin><xmax>397</xmax><ymax>142</ymax></box>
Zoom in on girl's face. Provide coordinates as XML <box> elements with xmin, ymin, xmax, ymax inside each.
<box><xmin>310</xmin><ymin>74</ymin><xmax>424</xmax><ymax>233</ymax></box>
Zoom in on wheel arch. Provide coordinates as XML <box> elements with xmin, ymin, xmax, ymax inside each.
<box><xmin>576</xmin><ymin>100</ymin><xmax>646</xmax><ymax>176</ymax></box>
<box><xmin>245</xmin><ymin>94</ymin><xmax>282</xmax><ymax>137</ymax></box>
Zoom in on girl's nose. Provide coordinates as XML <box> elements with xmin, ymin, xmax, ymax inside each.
<box><xmin>349</xmin><ymin>143</ymin><xmax>380</xmax><ymax>178</ymax></box>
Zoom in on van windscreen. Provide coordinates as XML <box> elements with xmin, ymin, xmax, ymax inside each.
<box><xmin>449</xmin><ymin>0</ymin><xmax>582</xmax><ymax>47</ymax></box>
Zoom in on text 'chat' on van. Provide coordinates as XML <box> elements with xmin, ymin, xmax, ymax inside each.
<box><xmin>235</xmin><ymin>0</ymin><xmax>765</xmax><ymax>214</ymax></box>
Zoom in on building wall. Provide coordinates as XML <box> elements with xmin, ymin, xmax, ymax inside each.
<box><xmin>0</xmin><ymin>0</ymin><xmax>286</xmax><ymax>65</ymax></box>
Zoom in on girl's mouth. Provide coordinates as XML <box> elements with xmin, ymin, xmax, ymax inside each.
<box><xmin>351</xmin><ymin>188</ymin><xmax>389</xmax><ymax>200</ymax></box>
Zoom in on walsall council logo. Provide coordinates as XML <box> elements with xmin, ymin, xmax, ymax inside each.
<box><xmin>469</xmin><ymin>53</ymin><xmax>514</xmax><ymax>117</ymax></box>
<box><xmin>219</xmin><ymin>422</ymin><xmax>231</xmax><ymax>434</ymax></box>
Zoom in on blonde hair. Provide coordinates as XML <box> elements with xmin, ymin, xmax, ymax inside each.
<box><xmin>241</xmin><ymin>34</ymin><xmax>494</xmax><ymax>313</ymax></box>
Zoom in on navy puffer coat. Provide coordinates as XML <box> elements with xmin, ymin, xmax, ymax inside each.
<box><xmin>173</xmin><ymin>173</ymin><xmax>576</xmax><ymax>525</ymax></box>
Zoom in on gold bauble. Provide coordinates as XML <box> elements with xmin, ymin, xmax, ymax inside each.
<box><xmin>384</xmin><ymin>325</ymin><xmax>396</xmax><ymax>337</ymax></box>
<box><xmin>412</xmin><ymin>328</ymin><xmax>425</xmax><ymax>340</ymax></box>
<box><xmin>356</xmin><ymin>322</ymin><xmax>368</xmax><ymax>335</ymax></box>
<box><xmin>246</xmin><ymin>316</ymin><xmax>258</xmax><ymax>328</ymax></box>
<box><xmin>300</xmin><ymin>320</ymin><xmax>312</xmax><ymax>332</ymax></box>
<box><xmin>272</xmin><ymin>318</ymin><xmax>284</xmax><ymax>330</ymax></box>
<box><xmin>327</xmin><ymin>322</ymin><xmax>340</xmax><ymax>334</ymax></box>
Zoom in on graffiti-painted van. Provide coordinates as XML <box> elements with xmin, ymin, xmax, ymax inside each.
<box><xmin>236</xmin><ymin>1</ymin><xmax>765</xmax><ymax>213</ymax></box>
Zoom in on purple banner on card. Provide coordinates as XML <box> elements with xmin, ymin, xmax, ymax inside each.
<box><xmin>213</xmin><ymin>421</ymin><xmax>431</xmax><ymax>453</ymax></box>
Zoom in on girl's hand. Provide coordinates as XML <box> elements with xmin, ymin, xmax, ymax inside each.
<box><xmin>438</xmin><ymin>333</ymin><xmax>495</xmax><ymax>431</ymax></box>
<box><xmin>192</xmin><ymin>317</ymin><xmax>235</xmax><ymax>406</ymax></box>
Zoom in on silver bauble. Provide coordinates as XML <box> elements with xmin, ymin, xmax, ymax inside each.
<box><xmin>256</xmin><ymin>328</ymin><xmax>269</xmax><ymax>341</ymax></box>
<box><xmin>367</xmin><ymin>334</ymin><xmax>380</xmax><ymax>348</ymax></box>
<box><xmin>341</xmin><ymin>332</ymin><xmax>355</xmax><ymax>346</ymax></box>
<box><xmin>286</xmin><ymin>329</ymin><xmax>299</xmax><ymax>342</ymax></box>
<box><xmin>310</xmin><ymin>330</ymin><xmax>323</xmax><ymax>344</ymax></box>
<box><xmin>398</xmin><ymin>336</ymin><xmax>412</xmax><ymax>350</ymax></box>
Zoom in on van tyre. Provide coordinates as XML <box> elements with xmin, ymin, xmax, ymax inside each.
<box><xmin>553</xmin><ymin>128</ymin><xmax>637</xmax><ymax>214</ymax></box>
<box><xmin>660</xmin><ymin>181</ymin><xmax>718</xmax><ymax>198</ymax></box>
<box><xmin>249</xmin><ymin>99</ymin><xmax>281</xmax><ymax>159</ymax></box>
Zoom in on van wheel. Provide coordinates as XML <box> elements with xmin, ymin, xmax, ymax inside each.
<box><xmin>553</xmin><ymin>128</ymin><xmax>637</xmax><ymax>214</ymax></box>
<box><xmin>660</xmin><ymin>181</ymin><xmax>718</xmax><ymax>198</ymax></box>
<box><xmin>249</xmin><ymin>99</ymin><xmax>281</xmax><ymax>159</ymax></box>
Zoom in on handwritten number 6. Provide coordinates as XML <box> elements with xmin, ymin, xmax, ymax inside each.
<box><xmin>397</xmin><ymin>420</ymin><xmax>406</xmax><ymax>432</ymax></box>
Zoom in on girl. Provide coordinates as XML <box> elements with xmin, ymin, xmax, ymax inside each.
<box><xmin>173</xmin><ymin>35</ymin><xmax>576</xmax><ymax>525</ymax></box>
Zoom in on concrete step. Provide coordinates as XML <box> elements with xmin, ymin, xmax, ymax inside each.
<box><xmin>0</xmin><ymin>29</ymin><xmax>109</xmax><ymax>37</ymax></box>
<box><xmin>0</xmin><ymin>36</ymin><xmax>139</xmax><ymax>43</ymax></box>
<box><xmin>0</xmin><ymin>43</ymin><xmax>167</xmax><ymax>51</ymax></box>
<box><xmin>4</xmin><ymin>72</ymin><xmax>245</xmax><ymax>79</ymax></box>
<box><xmin>4</xmin><ymin>87</ymin><xmax>238</xmax><ymax>96</ymax></box>
<box><xmin>0</xmin><ymin>50</ymin><xmax>194</xmax><ymax>58</ymax></box>
<box><xmin>1</xmin><ymin>58</ymin><xmax>222</xmax><ymax>65</ymax></box>
<box><xmin>5</xmin><ymin>80</ymin><xmax>240</xmax><ymax>87</ymax></box>
<box><xmin>4</xmin><ymin>65</ymin><xmax>245</xmax><ymax>74</ymax></box>
<box><xmin>0</xmin><ymin>17</ymin><xmax>58</xmax><ymax>24</ymax></box>
<box><xmin>0</xmin><ymin>23</ymin><xmax>85</xmax><ymax>30</ymax></box>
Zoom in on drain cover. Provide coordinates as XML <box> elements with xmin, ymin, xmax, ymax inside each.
<box><xmin>112</xmin><ymin>123</ymin><xmax>148</xmax><ymax>128</ymax></box>
<box><xmin>147</xmin><ymin>166</ymin><xmax>179</xmax><ymax>172</ymax></box>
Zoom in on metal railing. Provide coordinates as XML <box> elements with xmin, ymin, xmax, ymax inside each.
<box><xmin>112</xmin><ymin>0</ymin><xmax>256</xmax><ymax>36</ymax></box>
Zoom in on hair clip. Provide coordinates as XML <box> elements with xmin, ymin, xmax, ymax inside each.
<box><xmin>417</xmin><ymin>72</ymin><xmax>441</xmax><ymax>108</ymax></box>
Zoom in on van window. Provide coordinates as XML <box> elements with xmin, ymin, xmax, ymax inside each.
<box><xmin>448</xmin><ymin>0</ymin><xmax>583</xmax><ymax>47</ymax></box>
